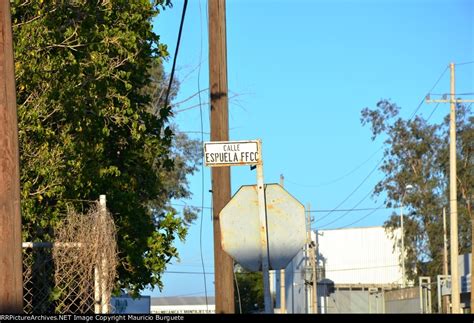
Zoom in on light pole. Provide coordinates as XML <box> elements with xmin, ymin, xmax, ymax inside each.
<box><xmin>400</xmin><ymin>184</ymin><xmax>413</xmax><ymax>288</ymax></box>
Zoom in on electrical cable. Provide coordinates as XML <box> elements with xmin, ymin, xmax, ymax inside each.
<box><xmin>171</xmin><ymin>203</ymin><xmax>389</xmax><ymax>213</ymax></box>
<box><xmin>197</xmin><ymin>0</ymin><xmax>209</xmax><ymax>311</ymax></box>
<box><xmin>313</xmin><ymin>160</ymin><xmax>381</xmax><ymax>224</ymax></box>
<box><xmin>285</xmin><ymin>147</ymin><xmax>382</xmax><ymax>188</ymax></box>
<box><xmin>163</xmin><ymin>264</ymin><xmax>400</xmax><ymax>275</ymax></box>
<box><xmin>163</xmin><ymin>0</ymin><xmax>188</xmax><ymax>110</ymax></box>
<box><xmin>233</xmin><ymin>266</ymin><xmax>243</xmax><ymax>314</ymax></box>
<box><xmin>309</xmin><ymin>207</ymin><xmax>388</xmax><ymax>213</ymax></box>
<box><xmin>337</xmin><ymin>206</ymin><xmax>385</xmax><ymax>229</ymax></box>
<box><xmin>455</xmin><ymin>61</ymin><xmax>474</xmax><ymax>66</ymax></box>
<box><xmin>314</xmin><ymin>66</ymin><xmax>450</xmax><ymax>227</ymax></box>
<box><xmin>426</xmin><ymin>102</ymin><xmax>441</xmax><ymax>122</ymax></box>
<box><xmin>318</xmin><ymin>189</ymin><xmax>374</xmax><ymax>228</ymax></box>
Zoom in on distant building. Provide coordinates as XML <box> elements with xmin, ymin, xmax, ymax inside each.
<box><xmin>150</xmin><ymin>296</ymin><xmax>215</xmax><ymax>314</ymax></box>
<box><xmin>277</xmin><ymin>226</ymin><xmax>403</xmax><ymax>313</ymax></box>
<box><xmin>111</xmin><ymin>295</ymin><xmax>151</xmax><ymax>314</ymax></box>
<box><xmin>318</xmin><ymin>226</ymin><xmax>403</xmax><ymax>287</ymax></box>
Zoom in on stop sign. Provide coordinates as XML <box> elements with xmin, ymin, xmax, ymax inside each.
<box><xmin>220</xmin><ymin>184</ymin><xmax>306</xmax><ymax>272</ymax></box>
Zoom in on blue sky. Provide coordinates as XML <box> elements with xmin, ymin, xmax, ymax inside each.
<box><xmin>147</xmin><ymin>0</ymin><xmax>474</xmax><ymax>298</ymax></box>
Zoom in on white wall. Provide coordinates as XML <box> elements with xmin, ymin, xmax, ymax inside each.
<box><xmin>318</xmin><ymin>226</ymin><xmax>402</xmax><ymax>285</ymax></box>
<box><xmin>150</xmin><ymin>305</ymin><xmax>215</xmax><ymax>314</ymax></box>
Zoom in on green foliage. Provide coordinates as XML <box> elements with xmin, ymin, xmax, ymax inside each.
<box><xmin>361</xmin><ymin>100</ymin><xmax>473</xmax><ymax>281</ymax></box>
<box><xmin>12</xmin><ymin>0</ymin><xmax>199</xmax><ymax>294</ymax></box>
<box><xmin>234</xmin><ymin>267</ymin><xmax>264</xmax><ymax>313</ymax></box>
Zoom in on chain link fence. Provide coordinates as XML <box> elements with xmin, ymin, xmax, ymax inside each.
<box><xmin>22</xmin><ymin>197</ymin><xmax>117</xmax><ymax>314</ymax></box>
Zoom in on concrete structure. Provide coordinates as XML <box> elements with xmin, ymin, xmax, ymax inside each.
<box><xmin>150</xmin><ymin>296</ymin><xmax>215</xmax><ymax>314</ymax></box>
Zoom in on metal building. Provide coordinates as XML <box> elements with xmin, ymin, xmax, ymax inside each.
<box><xmin>318</xmin><ymin>226</ymin><xmax>403</xmax><ymax>286</ymax></box>
<box><xmin>278</xmin><ymin>226</ymin><xmax>403</xmax><ymax>313</ymax></box>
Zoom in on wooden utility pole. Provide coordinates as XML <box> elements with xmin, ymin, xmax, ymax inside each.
<box><xmin>279</xmin><ymin>174</ymin><xmax>286</xmax><ymax>314</ymax></box>
<box><xmin>442</xmin><ymin>207</ymin><xmax>450</xmax><ymax>313</ymax></box>
<box><xmin>0</xmin><ymin>0</ymin><xmax>23</xmax><ymax>313</ymax></box>
<box><xmin>427</xmin><ymin>62</ymin><xmax>474</xmax><ymax>314</ymax></box>
<box><xmin>208</xmin><ymin>0</ymin><xmax>234</xmax><ymax>313</ymax></box>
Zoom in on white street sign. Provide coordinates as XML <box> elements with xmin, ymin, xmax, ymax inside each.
<box><xmin>204</xmin><ymin>140</ymin><xmax>260</xmax><ymax>167</ymax></box>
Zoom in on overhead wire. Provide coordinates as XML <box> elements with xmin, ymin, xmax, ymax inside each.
<box><xmin>317</xmin><ymin>188</ymin><xmax>374</xmax><ymax>228</ymax></box>
<box><xmin>336</xmin><ymin>206</ymin><xmax>385</xmax><ymax>229</ymax></box>
<box><xmin>172</xmin><ymin>203</ymin><xmax>390</xmax><ymax>213</ymax></box>
<box><xmin>285</xmin><ymin>147</ymin><xmax>382</xmax><ymax>188</ymax></box>
<box><xmin>313</xmin><ymin>160</ymin><xmax>381</xmax><ymax>224</ymax></box>
<box><xmin>197</xmin><ymin>0</ymin><xmax>209</xmax><ymax>311</ymax></box>
<box><xmin>163</xmin><ymin>0</ymin><xmax>189</xmax><ymax>110</ymax></box>
<box><xmin>314</xmin><ymin>65</ymin><xmax>449</xmax><ymax>228</ymax></box>
<box><xmin>455</xmin><ymin>61</ymin><xmax>474</xmax><ymax>66</ymax></box>
<box><xmin>163</xmin><ymin>263</ymin><xmax>400</xmax><ymax>275</ymax></box>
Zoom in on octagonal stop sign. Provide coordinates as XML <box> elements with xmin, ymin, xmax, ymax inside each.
<box><xmin>220</xmin><ymin>183</ymin><xmax>306</xmax><ymax>272</ymax></box>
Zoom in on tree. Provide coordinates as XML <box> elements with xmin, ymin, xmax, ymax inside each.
<box><xmin>234</xmin><ymin>266</ymin><xmax>264</xmax><ymax>313</ymax></box>
<box><xmin>12</xmin><ymin>0</ymin><xmax>199</xmax><ymax>294</ymax></box>
<box><xmin>360</xmin><ymin>100</ymin><xmax>472</xmax><ymax>282</ymax></box>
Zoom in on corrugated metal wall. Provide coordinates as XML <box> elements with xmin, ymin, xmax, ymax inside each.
<box><xmin>284</xmin><ymin>250</ymin><xmax>307</xmax><ymax>314</ymax></box>
<box><xmin>324</xmin><ymin>290</ymin><xmax>384</xmax><ymax>313</ymax></box>
<box><xmin>384</xmin><ymin>287</ymin><xmax>420</xmax><ymax>313</ymax></box>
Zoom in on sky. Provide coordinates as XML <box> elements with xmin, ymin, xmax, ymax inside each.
<box><xmin>147</xmin><ymin>0</ymin><xmax>474</xmax><ymax>298</ymax></box>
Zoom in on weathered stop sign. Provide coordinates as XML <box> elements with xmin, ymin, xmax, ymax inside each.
<box><xmin>220</xmin><ymin>184</ymin><xmax>306</xmax><ymax>272</ymax></box>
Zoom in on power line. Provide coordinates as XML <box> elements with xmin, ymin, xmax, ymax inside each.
<box><xmin>317</xmin><ymin>187</ymin><xmax>374</xmax><ymax>228</ymax></box>
<box><xmin>163</xmin><ymin>264</ymin><xmax>400</xmax><ymax>275</ymax></box>
<box><xmin>336</xmin><ymin>206</ymin><xmax>385</xmax><ymax>229</ymax></box>
<box><xmin>172</xmin><ymin>203</ymin><xmax>392</xmax><ymax>214</ymax></box>
<box><xmin>314</xmin><ymin>65</ymin><xmax>450</xmax><ymax>226</ymax></box>
<box><xmin>164</xmin><ymin>271</ymin><xmax>214</xmax><ymax>275</ymax></box>
<box><xmin>313</xmin><ymin>160</ymin><xmax>382</xmax><ymax>224</ymax></box>
<box><xmin>285</xmin><ymin>147</ymin><xmax>382</xmax><ymax>188</ymax></box>
<box><xmin>197</xmin><ymin>0</ymin><xmax>208</xmax><ymax>311</ymax></box>
<box><xmin>455</xmin><ymin>61</ymin><xmax>474</xmax><ymax>66</ymax></box>
<box><xmin>309</xmin><ymin>207</ymin><xmax>389</xmax><ymax>213</ymax></box>
<box><xmin>163</xmin><ymin>0</ymin><xmax>189</xmax><ymax>110</ymax></box>
<box><xmin>409</xmin><ymin>66</ymin><xmax>448</xmax><ymax>121</ymax></box>
<box><xmin>426</xmin><ymin>102</ymin><xmax>441</xmax><ymax>122</ymax></box>
<box><xmin>430</xmin><ymin>92</ymin><xmax>474</xmax><ymax>96</ymax></box>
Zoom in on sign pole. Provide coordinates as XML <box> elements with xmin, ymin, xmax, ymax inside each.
<box><xmin>255</xmin><ymin>140</ymin><xmax>273</xmax><ymax>313</ymax></box>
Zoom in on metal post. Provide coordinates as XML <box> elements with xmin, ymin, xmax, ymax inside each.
<box><xmin>208</xmin><ymin>0</ymin><xmax>235</xmax><ymax>313</ymax></box>
<box><xmin>442</xmin><ymin>207</ymin><xmax>450</xmax><ymax>313</ymax></box>
<box><xmin>448</xmin><ymin>62</ymin><xmax>461</xmax><ymax>314</ymax></box>
<box><xmin>0</xmin><ymin>0</ymin><xmax>23</xmax><ymax>313</ymax></box>
<box><xmin>99</xmin><ymin>195</ymin><xmax>109</xmax><ymax>314</ymax></box>
<box><xmin>94</xmin><ymin>266</ymin><xmax>100</xmax><ymax>313</ymax></box>
<box><xmin>305</xmin><ymin>203</ymin><xmax>311</xmax><ymax>313</ymax></box>
<box><xmin>437</xmin><ymin>275</ymin><xmax>442</xmax><ymax>314</ymax></box>
<box><xmin>256</xmin><ymin>140</ymin><xmax>273</xmax><ymax>313</ymax></box>
<box><xmin>419</xmin><ymin>277</ymin><xmax>423</xmax><ymax>313</ymax></box>
<box><xmin>279</xmin><ymin>175</ymin><xmax>286</xmax><ymax>314</ymax></box>
<box><xmin>400</xmin><ymin>201</ymin><xmax>406</xmax><ymax>288</ymax></box>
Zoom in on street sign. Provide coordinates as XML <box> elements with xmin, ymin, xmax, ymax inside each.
<box><xmin>204</xmin><ymin>139</ymin><xmax>274</xmax><ymax>313</ymax></box>
<box><xmin>220</xmin><ymin>184</ymin><xmax>306</xmax><ymax>271</ymax></box>
<box><xmin>203</xmin><ymin>140</ymin><xmax>260</xmax><ymax>167</ymax></box>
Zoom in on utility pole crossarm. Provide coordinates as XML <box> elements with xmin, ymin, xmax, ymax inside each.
<box><xmin>426</xmin><ymin>99</ymin><xmax>474</xmax><ymax>103</ymax></box>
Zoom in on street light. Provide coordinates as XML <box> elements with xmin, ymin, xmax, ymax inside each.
<box><xmin>400</xmin><ymin>184</ymin><xmax>413</xmax><ymax>288</ymax></box>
